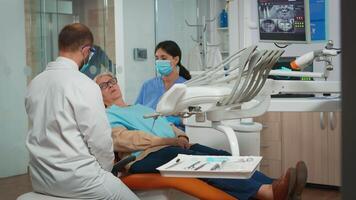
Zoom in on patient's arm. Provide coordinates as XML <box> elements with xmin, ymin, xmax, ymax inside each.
<box><xmin>171</xmin><ymin>125</ymin><xmax>189</xmax><ymax>141</ymax></box>
<box><xmin>112</xmin><ymin>126</ymin><xmax>179</xmax><ymax>152</ymax></box>
<box><xmin>171</xmin><ymin>125</ymin><xmax>190</xmax><ymax>149</ymax></box>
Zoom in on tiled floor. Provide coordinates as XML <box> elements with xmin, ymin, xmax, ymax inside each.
<box><xmin>302</xmin><ymin>184</ymin><xmax>341</xmax><ymax>200</ymax></box>
<box><xmin>0</xmin><ymin>173</ymin><xmax>341</xmax><ymax>200</ymax></box>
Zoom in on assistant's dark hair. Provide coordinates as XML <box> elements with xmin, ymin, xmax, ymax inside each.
<box><xmin>155</xmin><ymin>40</ymin><xmax>191</xmax><ymax>80</ymax></box>
<box><xmin>58</xmin><ymin>23</ymin><xmax>93</xmax><ymax>52</ymax></box>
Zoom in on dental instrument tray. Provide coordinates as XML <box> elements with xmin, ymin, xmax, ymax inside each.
<box><xmin>157</xmin><ymin>154</ymin><xmax>262</xmax><ymax>179</ymax></box>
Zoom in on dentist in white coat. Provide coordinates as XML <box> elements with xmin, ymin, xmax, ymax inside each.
<box><xmin>25</xmin><ymin>23</ymin><xmax>139</xmax><ymax>200</ymax></box>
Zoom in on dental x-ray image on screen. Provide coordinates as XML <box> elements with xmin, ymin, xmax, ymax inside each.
<box><xmin>258</xmin><ymin>0</ymin><xmax>310</xmax><ymax>43</ymax></box>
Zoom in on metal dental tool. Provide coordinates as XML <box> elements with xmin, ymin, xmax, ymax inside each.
<box><xmin>144</xmin><ymin>113</ymin><xmax>160</xmax><ymax>132</ymax></box>
<box><xmin>165</xmin><ymin>158</ymin><xmax>182</xmax><ymax>169</ymax></box>
<box><xmin>186</xmin><ymin>161</ymin><xmax>201</xmax><ymax>170</ymax></box>
<box><xmin>210</xmin><ymin>160</ymin><xmax>227</xmax><ymax>171</ymax></box>
<box><xmin>194</xmin><ymin>162</ymin><xmax>208</xmax><ymax>170</ymax></box>
<box><xmin>151</xmin><ymin>118</ymin><xmax>157</xmax><ymax>132</ymax></box>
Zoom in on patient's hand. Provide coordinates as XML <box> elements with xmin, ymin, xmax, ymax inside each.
<box><xmin>176</xmin><ymin>137</ymin><xmax>190</xmax><ymax>149</ymax></box>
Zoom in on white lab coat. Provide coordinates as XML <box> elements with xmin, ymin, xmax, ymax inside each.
<box><xmin>25</xmin><ymin>57</ymin><xmax>138</xmax><ymax>199</ymax></box>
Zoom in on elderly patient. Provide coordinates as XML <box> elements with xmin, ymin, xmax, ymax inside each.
<box><xmin>95</xmin><ymin>72</ymin><xmax>307</xmax><ymax>200</ymax></box>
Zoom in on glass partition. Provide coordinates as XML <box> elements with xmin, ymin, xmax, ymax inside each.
<box><xmin>154</xmin><ymin>0</ymin><xmax>229</xmax><ymax>72</ymax></box>
<box><xmin>25</xmin><ymin>0</ymin><xmax>116</xmax><ymax>80</ymax></box>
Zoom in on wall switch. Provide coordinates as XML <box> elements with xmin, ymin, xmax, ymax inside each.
<box><xmin>133</xmin><ymin>48</ymin><xmax>147</xmax><ymax>61</ymax></box>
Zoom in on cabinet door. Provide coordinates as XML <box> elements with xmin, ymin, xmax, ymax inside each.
<box><xmin>282</xmin><ymin>112</ymin><xmax>329</xmax><ymax>185</ymax></box>
<box><xmin>260</xmin><ymin>159</ymin><xmax>282</xmax><ymax>179</ymax></box>
<box><xmin>327</xmin><ymin>112</ymin><xmax>341</xmax><ymax>186</ymax></box>
<box><xmin>257</xmin><ymin>112</ymin><xmax>282</xmax><ymax>178</ymax></box>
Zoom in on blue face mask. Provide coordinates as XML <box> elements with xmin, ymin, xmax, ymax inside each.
<box><xmin>80</xmin><ymin>48</ymin><xmax>95</xmax><ymax>72</ymax></box>
<box><xmin>155</xmin><ymin>60</ymin><xmax>173</xmax><ymax>76</ymax></box>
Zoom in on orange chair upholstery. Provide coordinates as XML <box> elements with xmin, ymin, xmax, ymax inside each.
<box><xmin>121</xmin><ymin>173</ymin><xmax>237</xmax><ymax>200</ymax></box>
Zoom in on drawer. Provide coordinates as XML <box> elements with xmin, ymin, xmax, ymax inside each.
<box><xmin>260</xmin><ymin>159</ymin><xmax>282</xmax><ymax>179</ymax></box>
<box><xmin>261</xmin><ymin>122</ymin><xmax>281</xmax><ymax>141</ymax></box>
<box><xmin>260</xmin><ymin>140</ymin><xmax>281</xmax><ymax>160</ymax></box>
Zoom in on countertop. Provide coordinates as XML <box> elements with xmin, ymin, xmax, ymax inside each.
<box><xmin>268</xmin><ymin>96</ymin><xmax>341</xmax><ymax>112</ymax></box>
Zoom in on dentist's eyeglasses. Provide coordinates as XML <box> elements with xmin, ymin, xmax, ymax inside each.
<box><xmin>81</xmin><ymin>45</ymin><xmax>96</xmax><ymax>53</ymax></box>
<box><xmin>99</xmin><ymin>78</ymin><xmax>117</xmax><ymax>90</ymax></box>
<box><xmin>89</xmin><ymin>47</ymin><xmax>96</xmax><ymax>53</ymax></box>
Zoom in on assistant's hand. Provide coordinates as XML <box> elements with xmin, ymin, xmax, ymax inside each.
<box><xmin>176</xmin><ymin>137</ymin><xmax>190</xmax><ymax>149</ymax></box>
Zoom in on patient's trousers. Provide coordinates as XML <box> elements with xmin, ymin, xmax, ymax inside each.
<box><xmin>130</xmin><ymin>144</ymin><xmax>272</xmax><ymax>200</ymax></box>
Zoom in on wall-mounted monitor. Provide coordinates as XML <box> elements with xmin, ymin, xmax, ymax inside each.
<box><xmin>257</xmin><ymin>0</ymin><xmax>311</xmax><ymax>43</ymax></box>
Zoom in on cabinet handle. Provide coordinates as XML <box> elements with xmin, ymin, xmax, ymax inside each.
<box><xmin>329</xmin><ymin>112</ymin><xmax>335</xmax><ymax>131</ymax></box>
<box><xmin>261</xmin><ymin>145</ymin><xmax>270</xmax><ymax>148</ymax></box>
<box><xmin>320</xmin><ymin>112</ymin><xmax>325</xmax><ymax>130</ymax></box>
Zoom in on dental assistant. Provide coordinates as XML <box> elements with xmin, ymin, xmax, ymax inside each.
<box><xmin>136</xmin><ymin>40</ymin><xmax>191</xmax><ymax>130</ymax></box>
<box><xmin>25</xmin><ymin>23</ymin><xmax>138</xmax><ymax>200</ymax></box>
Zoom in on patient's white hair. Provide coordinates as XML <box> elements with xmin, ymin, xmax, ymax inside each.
<box><xmin>93</xmin><ymin>72</ymin><xmax>116</xmax><ymax>83</ymax></box>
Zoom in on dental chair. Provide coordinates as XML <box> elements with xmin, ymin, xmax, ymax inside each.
<box><xmin>113</xmin><ymin>46</ymin><xmax>284</xmax><ymax>200</ymax></box>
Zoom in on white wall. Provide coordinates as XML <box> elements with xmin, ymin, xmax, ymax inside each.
<box><xmin>230</xmin><ymin>0</ymin><xmax>341</xmax><ymax>81</ymax></box>
<box><xmin>155</xmin><ymin>0</ymin><xmax>197</xmax><ymax>68</ymax></box>
<box><xmin>115</xmin><ymin>0</ymin><xmax>156</xmax><ymax>104</ymax></box>
<box><xmin>0</xmin><ymin>0</ymin><xmax>29</xmax><ymax>177</ymax></box>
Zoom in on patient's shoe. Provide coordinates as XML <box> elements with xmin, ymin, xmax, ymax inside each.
<box><xmin>272</xmin><ymin>168</ymin><xmax>296</xmax><ymax>200</ymax></box>
<box><xmin>289</xmin><ymin>161</ymin><xmax>308</xmax><ymax>200</ymax></box>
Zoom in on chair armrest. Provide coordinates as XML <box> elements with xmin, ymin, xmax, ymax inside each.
<box><xmin>111</xmin><ymin>155</ymin><xmax>136</xmax><ymax>176</ymax></box>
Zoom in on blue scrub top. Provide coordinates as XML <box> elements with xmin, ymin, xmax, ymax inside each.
<box><xmin>135</xmin><ymin>76</ymin><xmax>186</xmax><ymax>109</ymax></box>
<box><xmin>135</xmin><ymin>76</ymin><xmax>186</xmax><ymax>130</ymax></box>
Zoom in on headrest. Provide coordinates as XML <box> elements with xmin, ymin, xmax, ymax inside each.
<box><xmin>156</xmin><ymin>84</ymin><xmax>187</xmax><ymax>115</ymax></box>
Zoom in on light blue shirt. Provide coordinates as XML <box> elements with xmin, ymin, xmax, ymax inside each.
<box><xmin>106</xmin><ymin>104</ymin><xmax>176</xmax><ymax>157</ymax></box>
<box><xmin>135</xmin><ymin>76</ymin><xmax>186</xmax><ymax>129</ymax></box>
